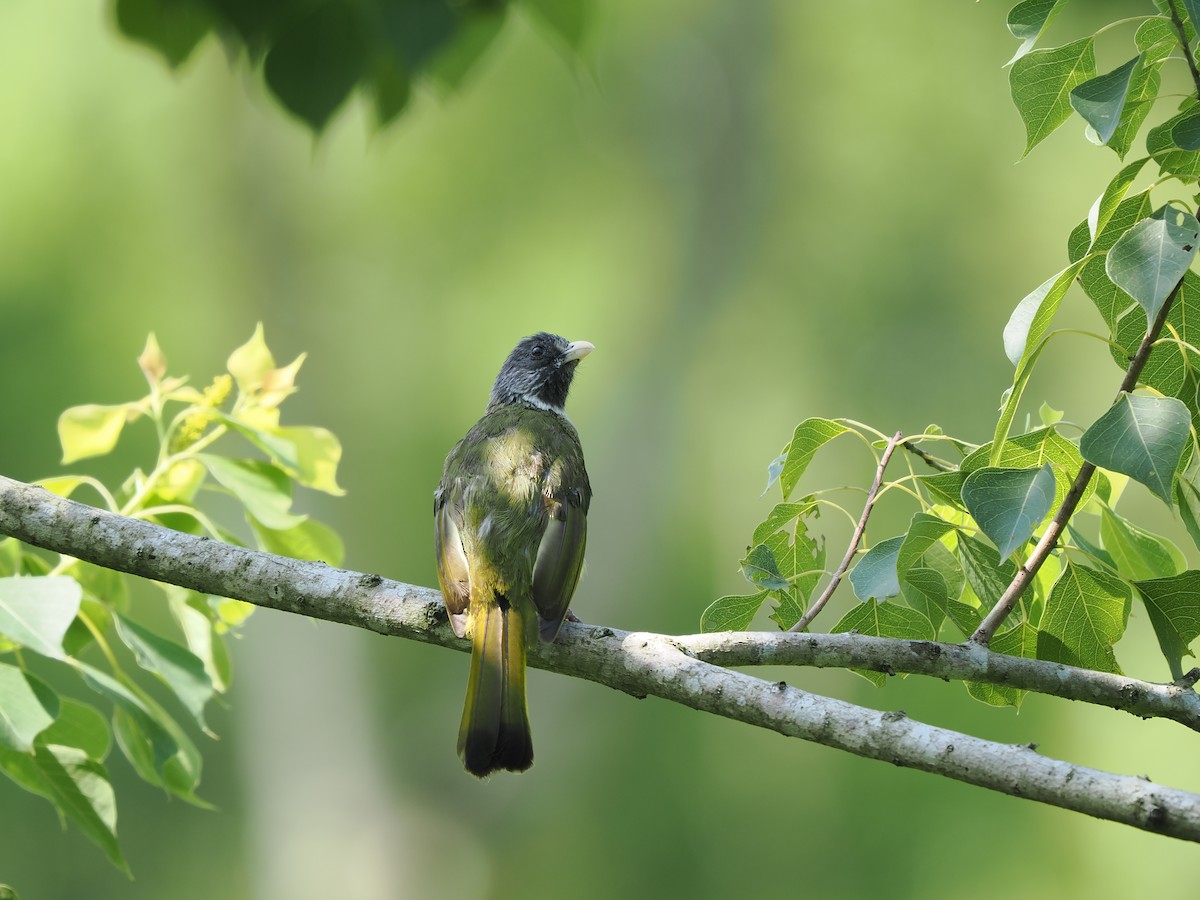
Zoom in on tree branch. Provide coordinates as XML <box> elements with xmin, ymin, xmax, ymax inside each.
<box><xmin>972</xmin><ymin>276</ymin><xmax>1184</xmax><ymax>645</ymax></box>
<box><xmin>790</xmin><ymin>430</ymin><xmax>903</xmax><ymax>632</ymax></box>
<box><xmin>1167</xmin><ymin>0</ymin><xmax>1200</xmax><ymax>99</ymax></box>
<box><xmin>2</xmin><ymin>474</ymin><xmax>1199</xmax><ymax>842</ymax></box>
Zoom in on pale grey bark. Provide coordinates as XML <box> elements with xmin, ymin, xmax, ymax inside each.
<box><xmin>2</xmin><ymin>474</ymin><xmax>1199</xmax><ymax>842</ymax></box>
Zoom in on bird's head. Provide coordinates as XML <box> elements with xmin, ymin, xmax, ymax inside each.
<box><xmin>489</xmin><ymin>332</ymin><xmax>594</xmax><ymax>413</ymax></box>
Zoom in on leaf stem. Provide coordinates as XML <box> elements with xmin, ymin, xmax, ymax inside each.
<box><xmin>789</xmin><ymin>430</ymin><xmax>903</xmax><ymax>633</ymax></box>
<box><xmin>971</xmin><ymin>275</ymin><xmax>1186</xmax><ymax>645</ymax></box>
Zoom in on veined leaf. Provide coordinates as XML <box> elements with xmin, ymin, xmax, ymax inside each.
<box><xmin>896</xmin><ymin>513</ymin><xmax>957</xmax><ymax>580</ymax></box>
<box><xmin>967</xmin><ymin>622</ymin><xmax>1039</xmax><ymax>707</ymax></box>
<box><xmin>962</xmin><ymin>464</ymin><xmax>1055</xmax><ymax>563</ymax></box>
<box><xmin>1002</xmin><ymin>259</ymin><xmax>1088</xmax><ymax>366</ymax></box>
<box><xmin>1037</xmin><ymin>563</ymin><xmax>1129</xmax><ymax>673</ymax></box>
<box><xmin>1134</xmin><ymin>571</ymin><xmax>1200</xmax><ymax>680</ymax></box>
<box><xmin>34</xmin><ymin>744</ymin><xmax>127</xmax><ymax>872</ymax></box>
<box><xmin>739</xmin><ymin>544</ymin><xmax>790</xmax><ymax>592</ymax></box>
<box><xmin>700</xmin><ymin>592</ymin><xmax>768</xmax><ymax>632</ymax></box>
<box><xmin>1080</xmin><ymin>394</ymin><xmax>1190</xmax><ymax>502</ymax></box>
<box><xmin>958</xmin><ymin>533</ymin><xmax>1018</xmax><ymax>617</ymax></box>
<box><xmin>58</xmin><ymin>404</ymin><xmax>140</xmax><ymax>464</ymax></box>
<box><xmin>1010</xmin><ymin>37</ymin><xmax>1096</xmax><ymax>157</ymax></box>
<box><xmin>777</xmin><ymin>418</ymin><xmax>849</xmax><ymax>500</ymax></box>
<box><xmin>198</xmin><ymin>455</ymin><xmax>305</xmax><ymax>530</ymax></box>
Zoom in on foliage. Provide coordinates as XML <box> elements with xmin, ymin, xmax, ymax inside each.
<box><xmin>110</xmin><ymin>0</ymin><xmax>597</xmax><ymax>131</ymax></box>
<box><xmin>706</xmin><ymin>0</ymin><xmax>1200</xmax><ymax>692</ymax></box>
<box><xmin>0</xmin><ymin>327</ymin><xmax>343</xmax><ymax>869</ymax></box>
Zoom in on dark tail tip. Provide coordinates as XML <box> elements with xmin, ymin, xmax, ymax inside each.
<box><xmin>462</xmin><ymin>725</ymin><xmax>533</xmax><ymax>778</ymax></box>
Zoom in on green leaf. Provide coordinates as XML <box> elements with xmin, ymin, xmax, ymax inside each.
<box><xmin>700</xmin><ymin>592</ymin><xmax>768</xmax><ymax>632</ymax></box>
<box><xmin>378</xmin><ymin>0</ymin><xmax>457</xmax><ymax>69</ymax></box>
<box><xmin>39</xmin><ymin>699</ymin><xmax>112</xmax><ymax>762</ymax></box>
<box><xmin>1174</xmin><ymin>461</ymin><xmax>1200</xmax><ymax>552</ymax></box>
<box><xmin>0</xmin><ymin>664</ymin><xmax>58</xmax><ymax>752</ymax></box>
<box><xmin>831</xmin><ymin>600</ymin><xmax>936</xmax><ymax>687</ymax></box>
<box><xmin>166</xmin><ymin>588</ymin><xmax>231</xmax><ymax>693</ymax></box>
<box><xmin>33</xmin><ymin>744</ymin><xmax>127</xmax><ymax>872</ymax></box>
<box><xmin>895</xmin><ymin>513</ymin><xmax>957</xmax><ymax>581</ymax></box>
<box><xmin>114</xmin><ymin>615</ymin><xmax>214</xmax><ymax>731</ymax></box>
<box><xmin>263</xmin><ymin>5</ymin><xmax>367</xmax><ymax>131</ymax></box>
<box><xmin>521</xmin><ymin>0</ymin><xmax>594</xmax><ymax>51</ymax></box>
<box><xmin>226</xmin><ymin>323</ymin><xmax>275</xmax><ymax>392</ymax></box>
<box><xmin>1010</xmin><ymin>37</ymin><xmax>1095</xmax><ymax>157</ymax></box>
<box><xmin>958</xmin><ymin>533</ymin><xmax>1018</xmax><ymax>617</ymax></box>
<box><xmin>1005</xmin><ymin>0</ymin><xmax>1070</xmax><ymax>64</ymax></box>
<box><xmin>966</xmin><ymin>622</ymin><xmax>1038</xmax><ymax>707</ymax></box>
<box><xmin>0</xmin><ymin>576</ymin><xmax>82</xmax><ymax>659</ymax></box>
<box><xmin>849</xmin><ymin>536</ymin><xmax>904</xmax><ymax>601</ymax></box>
<box><xmin>900</xmin><ymin>567</ymin><xmax>947</xmax><ymax>632</ymax></box>
<box><xmin>0</xmin><ymin>883</ymin><xmax>18</xmax><ymax>900</ymax></box>
<box><xmin>250</xmin><ymin>516</ymin><xmax>345</xmax><ymax>566</ymax></box>
<box><xmin>1148</xmin><ymin>99</ymin><xmax>1200</xmax><ymax>181</ymax></box>
<box><xmin>920</xmin><ymin>540</ymin><xmax>966</xmax><ymax>603</ymax></box>
<box><xmin>1099</xmin><ymin>507</ymin><xmax>1185</xmax><ymax>581</ymax></box>
<box><xmin>1105</xmin><ymin>206</ymin><xmax>1200</xmax><ymax>326</ymax></box>
<box><xmin>1086</xmin><ymin>158</ymin><xmax>1151</xmax><ymax>252</ymax></box>
<box><xmin>198</xmin><ymin>455</ymin><xmax>305</xmax><ymax>530</ymax></box>
<box><xmin>272</xmin><ymin>426</ymin><xmax>345</xmax><ymax>495</ymax></box>
<box><xmin>1134</xmin><ymin>571</ymin><xmax>1200</xmax><ymax>680</ymax></box>
<box><xmin>777</xmin><ymin>418</ymin><xmax>849</xmax><ymax>500</ymax></box>
<box><xmin>1002</xmin><ymin>259</ymin><xmax>1089</xmax><ymax>366</ymax></box>
<box><xmin>1109</xmin><ymin>25</ymin><xmax>1170</xmax><ymax>159</ymax></box>
<box><xmin>739</xmin><ymin>544</ymin><xmax>790</xmax><ymax>592</ymax></box>
<box><xmin>1069</xmin><ymin>56</ymin><xmax>1139</xmax><ymax>145</ymax></box>
<box><xmin>426</xmin><ymin>8</ymin><xmax>506</xmax><ymax>91</ymax></box>
<box><xmin>1037</xmin><ymin>563</ymin><xmax>1129</xmax><ymax>673</ymax></box>
<box><xmin>751</xmin><ymin>503</ymin><xmax>807</xmax><ymax>546</ymax></box>
<box><xmin>58</xmin><ymin>404</ymin><xmax>138</xmax><ymax>464</ymax></box>
<box><xmin>1172</xmin><ymin>109</ymin><xmax>1200</xmax><ymax>150</ymax></box>
<box><xmin>1080</xmin><ymin>393</ymin><xmax>1190</xmax><ymax>502</ymax></box>
<box><xmin>0</xmin><ymin>740</ymin><xmax>55</xmax><ymax>802</ymax></box>
<box><xmin>370</xmin><ymin>53</ymin><xmax>411</xmax><ymax>128</ymax></box>
<box><xmin>962</xmin><ymin>464</ymin><xmax>1055</xmax><ymax>563</ymax></box>
<box><xmin>113</xmin><ymin>0</ymin><xmax>210</xmax><ymax>68</ymax></box>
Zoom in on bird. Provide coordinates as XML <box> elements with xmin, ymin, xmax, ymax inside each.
<box><xmin>434</xmin><ymin>332</ymin><xmax>593</xmax><ymax>777</ymax></box>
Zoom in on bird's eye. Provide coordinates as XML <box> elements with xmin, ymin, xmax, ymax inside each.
<box><xmin>531</xmin><ymin>346</ymin><xmax>545</xmax><ymax>358</ymax></box>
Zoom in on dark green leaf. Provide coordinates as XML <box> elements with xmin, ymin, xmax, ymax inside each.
<box><xmin>1037</xmin><ymin>563</ymin><xmax>1129</xmax><ymax>673</ymax></box>
<box><xmin>34</xmin><ymin>744</ymin><xmax>126</xmax><ymax>872</ymax></box>
<box><xmin>0</xmin><ymin>576</ymin><xmax>82</xmax><ymax>659</ymax></box>
<box><xmin>114</xmin><ymin>615</ymin><xmax>214</xmax><ymax>730</ymax></box>
<box><xmin>777</xmin><ymin>418</ymin><xmax>849</xmax><ymax>500</ymax></box>
<box><xmin>761</xmin><ymin>509</ymin><xmax>825</xmax><ymax>630</ymax></box>
<box><xmin>426</xmin><ymin>8</ymin><xmax>507</xmax><ymax>91</ymax></box>
<box><xmin>958</xmin><ymin>533</ymin><xmax>1018</xmax><ymax>617</ymax></box>
<box><xmin>896</xmin><ymin>513</ymin><xmax>957</xmax><ymax>581</ymax></box>
<box><xmin>263</xmin><ymin>4</ymin><xmax>367</xmax><ymax>131</ymax></box>
<box><xmin>849</xmin><ymin>536</ymin><xmax>904</xmax><ymax>602</ymax></box>
<box><xmin>38</xmin><ymin>699</ymin><xmax>112</xmax><ymax>762</ymax></box>
<box><xmin>1134</xmin><ymin>571</ymin><xmax>1200</xmax><ymax>679</ymax></box>
<box><xmin>751</xmin><ymin>503</ymin><xmax>807</xmax><ymax>546</ymax></box>
<box><xmin>1105</xmin><ymin>206</ymin><xmax>1200</xmax><ymax>326</ymax></box>
<box><xmin>900</xmin><ymin>567</ymin><xmax>947</xmax><ymax>632</ymax></box>
<box><xmin>739</xmin><ymin>544</ymin><xmax>790</xmax><ymax>592</ymax></box>
<box><xmin>700</xmin><ymin>592</ymin><xmax>768</xmax><ymax>632</ymax></box>
<box><xmin>967</xmin><ymin>427</ymin><xmax>1085</xmax><ymax>510</ymax></box>
<box><xmin>1010</xmin><ymin>38</ymin><xmax>1096</xmax><ymax>157</ymax></box>
<box><xmin>1148</xmin><ymin>99</ymin><xmax>1200</xmax><ymax>180</ymax></box>
<box><xmin>379</xmin><ymin>0</ymin><xmax>457</xmax><ymax>69</ymax></box>
<box><xmin>114</xmin><ymin>0</ymin><xmax>211</xmax><ymax>68</ymax></box>
<box><xmin>521</xmin><ymin>0</ymin><xmax>594</xmax><ymax>51</ymax></box>
<box><xmin>1069</xmin><ymin>56</ymin><xmax>1139</xmax><ymax>145</ymax></box>
<box><xmin>370</xmin><ymin>53</ymin><xmax>411</xmax><ymax>128</ymax></box>
<box><xmin>962</xmin><ymin>464</ymin><xmax>1055</xmax><ymax>563</ymax></box>
<box><xmin>1172</xmin><ymin>110</ymin><xmax>1200</xmax><ymax>151</ymax></box>
<box><xmin>1080</xmin><ymin>393</ymin><xmax>1190</xmax><ymax>502</ymax></box>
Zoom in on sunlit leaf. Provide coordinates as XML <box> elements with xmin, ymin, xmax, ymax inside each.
<box><xmin>0</xmin><ymin>664</ymin><xmax>58</xmax><ymax>752</ymax></box>
<box><xmin>958</xmin><ymin>533</ymin><xmax>1018</xmax><ymax>617</ymax></box>
<box><xmin>1105</xmin><ymin>206</ymin><xmax>1200</xmax><ymax>326</ymax></box>
<box><xmin>226</xmin><ymin>323</ymin><xmax>276</xmax><ymax>392</ymax></box>
<box><xmin>250</xmin><ymin>516</ymin><xmax>345</xmax><ymax>566</ymax></box>
<box><xmin>114</xmin><ymin>615</ymin><xmax>214</xmax><ymax>731</ymax></box>
<box><xmin>198</xmin><ymin>455</ymin><xmax>305</xmax><ymax>530</ymax></box>
<box><xmin>1134</xmin><ymin>571</ymin><xmax>1200</xmax><ymax>680</ymax></box>
<box><xmin>831</xmin><ymin>600</ymin><xmax>936</xmax><ymax>687</ymax></box>
<box><xmin>1010</xmin><ymin>37</ymin><xmax>1095</xmax><ymax>157</ymax></box>
<box><xmin>1002</xmin><ymin>260</ymin><xmax>1088</xmax><ymax>366</ymax></box>
<box><xmin>700</xmin><ymin>592</ymin><xmax>768</xmax><ymax>632</ymax></box>
<box><xmin>1005</xmin><ymin>0</ymin><xmax>1070</xmax><ymax>64</ymax></box>
<box><xmin>1099</xmin><ymin>507</ymin><xmax>1185</xmax><ymax>581</ymax></box>
<box><xmin>967</xmin><ymin>622</ymin><xmax>1038</xmax><ymax>707</ymax></box>
<box><xmin>739</xmin><ymin>544</ymin><xmax>790</xmax><ymax>592</ymax></box>
<box><xmin>777</xmin><ymin>418</ymin><xmax>850</xmax><ymax>500</ymax></box>
<box><xmin>1037</xmin><ymin>563</ymin><xmax>1129</xmax><ymax>673</ymax></box>
<box><xmin>1069</xmin><ymin>56</ymin><xmax>1139</xmax><ymax>145</ymax></box>
<box><xmin>58</xmin><ymin>404</ymin><xmax>139</xmax><ymax>464</ymax></box>
<box><xmin>34</xmin><ymin>744</ymin><xmax>126</xmax><ymax>872</ymax></box>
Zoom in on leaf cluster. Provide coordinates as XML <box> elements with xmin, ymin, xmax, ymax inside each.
<box><xmin>706</xmin><ymin>1</ymin><xmax>1200</xmax><ymax>707</ymax></box>
<box><xmin>111</xmin><ymin>0</ymin><xmax>596</xmax><ymax>131</ymax></box>
<box><xmin>0</xmin><ymin>327</ymin><xmax>344</xmax><ymax>870</ymax></box>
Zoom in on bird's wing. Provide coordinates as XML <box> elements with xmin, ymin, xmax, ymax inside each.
<box><xmin>531</xmin><ymin>487</ymin><xmax>587</xmax><ymax>642</ymax></box>
<box><xmin>434</xmin><ymin>484</ymin><xmax>471</xmax><ymax>638</ymax></box>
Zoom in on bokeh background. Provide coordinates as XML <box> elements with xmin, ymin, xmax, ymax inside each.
<box><xmin>1</xmin><ymin>1</ymin><xmax>1197</xmax><ymax>897</ymax></box>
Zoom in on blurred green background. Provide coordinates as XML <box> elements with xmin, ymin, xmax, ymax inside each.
<box><xmin>2</xmin><ymin>1</ymin><xmax>1198</xmax><ymax>897</ymax></box>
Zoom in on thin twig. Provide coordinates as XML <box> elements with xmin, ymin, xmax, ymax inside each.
<box><xmin>902</xmin><ymin>440</ymin><xmax>956</xmax><ymax>472</ymax></box>
<box><xmin>789</xmin><ymin>430</ymin><xmax>903</xmax><ymax>633</ymax></box>
<box><xmin>972</xmin><ymin>276</ymin><xmax>1185</xmax><ymax>645</ymax></box>
<box><xmin>1167</xmin><ymin>0</ymin><xmax>1200</xmax><ymax>97</ymax></box>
